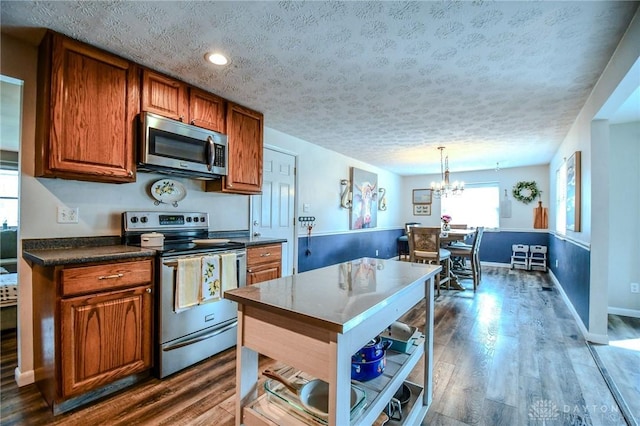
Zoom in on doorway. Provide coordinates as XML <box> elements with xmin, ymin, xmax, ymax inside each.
<box><xmin>0</xmin><ymin>74</ymin><xmax>23</xmax><ymax>332</ymax></box>
<box><xmin>251</xmin><ymin>147</ymin><xmax>297</xmax><ymax>275</ymax></box>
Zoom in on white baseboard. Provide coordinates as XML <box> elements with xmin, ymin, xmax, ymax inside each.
<box><xmin>15</xmin><ymin>367</ymin><xmax>34</xmax><ymax>387</ymax></box>
<box><xmin>608</xmin><ymin>306</ymin><xmax>640</xmax><ymax>319</ymax></box>
<box><xmin>548</xmin><ymin>271</ymin><xmax>609</xmax><ymax>345</ymax></box>
<box><xmin>481</xmin><ymin>261</ymin><xmax>510</xmax><ymax>268</ymax></box>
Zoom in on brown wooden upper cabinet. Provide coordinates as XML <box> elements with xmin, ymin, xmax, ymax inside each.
<box><xmin>205</xmin><ymin>102</ymin><xmax>264</xmax><ymax>195</ymax></box>
<box><xmin>35</xmin><ymin>31</ymin><xmax>139</xmax><ymax>183</ymax></box>
<box><xmin>141</xmin><ymin>69</ymin><xmax>226</xmax><ymax>133</ymax></box>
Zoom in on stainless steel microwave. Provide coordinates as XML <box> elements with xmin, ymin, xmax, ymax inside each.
<box><xmin>138</xmin><ymin>112</ymin><xmax>227</xmax><ymax>180</ymax></box>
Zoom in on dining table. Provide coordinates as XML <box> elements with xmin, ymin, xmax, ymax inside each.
<box><xmin>440</xmin><ymin>228</ymin><xmax>475</xmax><ymax>290</ymax></box>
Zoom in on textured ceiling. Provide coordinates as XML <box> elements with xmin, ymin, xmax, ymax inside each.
<box><xmin>1</xmin><ymin>1</ymin><xmax>638</xmax><ymax>175</ymax></box>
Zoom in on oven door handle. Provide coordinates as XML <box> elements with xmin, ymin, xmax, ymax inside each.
<box><xmin>163</xmin><ymin>251</ymin><xmax>245</xmax><ymax>268</ymax></box>
<box><xmin>162</xmin><ymin>320</ymin><xmax>238</xmax><ymax>352</ymax></box>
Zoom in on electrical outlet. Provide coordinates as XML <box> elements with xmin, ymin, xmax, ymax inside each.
<box><xmin>375</xmin><ymin>249</ymin><xmax>379</xmax><ymax>256</ymax></box>
<box><xmin>57</xmin><ymin>206</ymin><xmax>79</xmax><ymax>223</ymax></box>
<box><xmin>631</xmin><ymin>282</ymin><xmax>640</xmax><ymax>294</ymax></box>
<box><xmin>555</xmin><ymin>259</ymin><xmax>559</xmax><ymax>268</ymax></box>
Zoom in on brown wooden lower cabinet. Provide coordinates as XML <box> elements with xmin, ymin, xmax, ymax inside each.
<box><xmin>246</xmin><ymin>244</ymin><xmax>282</xmax><ymax>285</ymax></box>
<box><xmin>32</xmin><ymin>258</ymin><xmax>154</xmax><ymax>414</ymax></box>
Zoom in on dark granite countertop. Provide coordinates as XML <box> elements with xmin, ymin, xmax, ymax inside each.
<box><xmin>22</xmin><ymin>236</ymin><xmax>155</xmax><ymax>266</ymax></box>
<box><xmin>232</xmin><ymin>237</ymin><xmax>287</xmax><ymax>247</ymax></box>
<box><xmin>205</xmin><ymin>231</ymin><xmax>286</xmax><ymax>247</ymax></box>
<box><xmin>22</xmin><ymin>234</ymin><xmax>285</xmax><ymax>266</ymax></box>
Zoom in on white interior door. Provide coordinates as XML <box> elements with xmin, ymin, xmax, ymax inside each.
<box><xmin>251</xmin><ymin>148</ymin><xmax>296</xmax><ymax>275</ymax></box>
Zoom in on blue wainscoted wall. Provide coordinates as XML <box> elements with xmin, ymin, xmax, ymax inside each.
<box><xmin>299</xmin><ymin>228</ymin><xmax>551</xmax><ymax>273</ymax></box>
<box><xmin>548</xmin><ymin>234</ymin><xmax>591</xmax><ymax>328</ymax></box>
<box><xmin>298</xmin><ymin>228</ymin><xmax>403</xmax><ymax>273</ymax></box>
<box><xmin>479</xmin><ymin>231</ymin><xmax>549</xmax><ymax>263</ymax></box>
<box><xmin>297</xmin><ymin>229</ymin><xmax>591</xmax><ymax>330</ymax></box>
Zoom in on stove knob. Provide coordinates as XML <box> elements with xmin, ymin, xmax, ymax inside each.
<box><xmin>140</xmin><ymin>217</ymin><xmax>148</xmax><ymax>223</ymax></box>
<box><xmin>186</xmin><ymin>217</ymin><xmax>192</xmax><ymax>222</ymax></box>
<box><xmin>200</xmin><ymin>217</ymin><xmax>206</xmax><ymax>222</ymax></box>
<box><xmin>130</xmin><ymin>216</ymin><xmax>138</xmax><ymax>223</ymax></box>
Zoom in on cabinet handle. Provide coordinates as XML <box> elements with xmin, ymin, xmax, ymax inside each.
<box><xmin>146</xmin><ymin>288</ymin><xmax>152</xmax><ymax>293</ymax></box>
<box><xmin>98</xmin><ymin>273</ymin><xmax>124</xmax><ymax>280</ymax></box>
<box><xmin>191</xmin><ymin>120</ymin><xmax>195</xmax><ymax>125</ymax></box>
<box><xmin>247</xmin><ymin>269</ymin><xmax>253</xmax><ymax>273</ymax></box>
<box><xmin>260</xmin><ymin>252</ymin><xmax>271</xmax><ymax>257</ymax></box>
<box><xmin>127</xmin><ymin>170</ymin><xmax>133</xmax><ymax>177</ymax></box>
<box><xmin>179</xmin><ymin>115</ymin><xmax>184</xmax><ymax>122</ymax></box>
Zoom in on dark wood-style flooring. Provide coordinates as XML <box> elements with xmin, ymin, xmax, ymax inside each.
<box><xmin>0</xmin><ymin>266</ymin><xmax>629</xmax><ymax>425</ymax></box>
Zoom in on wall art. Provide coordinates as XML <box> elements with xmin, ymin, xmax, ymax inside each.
<box><xmin>413</xmin><ymin>204</ymin><xmax>431</xmax><ymax>216</ymax></box>
<box><xmin>350</xmin><ymin>167</ymin><xmax>378</xmax><ymax>229</ymax></box>
<box><xmin>566</xmin><ymin>151</ymin><xmax>581</xmax><ymax>232</ymax></box>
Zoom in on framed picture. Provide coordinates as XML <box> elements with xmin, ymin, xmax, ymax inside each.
<box><xmin>412</xmin><ymin>189</ymin><xmax>432</xmax><ymax>204</ymax></box>
<box><xmin>349</xmin><ymin>167</ymin><xmax>378</xmax><ymax>229</ymax></box>
<box><xmin>413</xmin><ymin>204</ymin><xmax>431</xmax><ymax>216</ymax></box>
<box><xmin>566</xmin><ymin>151</ymin><xmax>581</xmax><ymax>232</ymax></box>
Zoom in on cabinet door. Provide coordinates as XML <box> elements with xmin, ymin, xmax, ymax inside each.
<box><xmin>141</xmin><ymin>69</ymin><xmax>188</xmax><ymax>121</ymax></box>
<box><xmin>36</xmin><ymin>32</ymin><xmax>138</xmax><ymax>183</ymax></box>
<box><xmin>247</xmin><ymin>244</ymin><xmax>282</xmax><ymax>285</ymax></box>
<box><xmin>60</xmin><ymin>285</ymin><xmax>152</xmax><ymax>397</ymax></box>
<box><xmin>247</xmin><ymin>264</ymin><xmax>281</xmax><ymax>285</ymax></box>
<box><xmin>206</xmin><ymin>103</ymin><xmax>263</xmax><ymax>194</ymax></box>
<box><xmin>189</xmin><ymin>88</ymin><xmax>226</xmax><ymax>133</ymax></box>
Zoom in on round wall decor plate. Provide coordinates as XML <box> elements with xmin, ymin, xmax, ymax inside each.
<box><xmin>151</xmin><ymin>179</ymin><xmax>186</xmax><ymax>207</ymax></box>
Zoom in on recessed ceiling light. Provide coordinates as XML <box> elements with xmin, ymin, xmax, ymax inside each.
<box><xmin>205</xmin><ymin>52</ymin><xmax>228</xmax><ymax>66</ymax></box>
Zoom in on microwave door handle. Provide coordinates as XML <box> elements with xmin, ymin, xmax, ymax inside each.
<box><xmin>206</xmin><ymin>136</ymin><xmax>215</xmax><ymax>171</ymax></box>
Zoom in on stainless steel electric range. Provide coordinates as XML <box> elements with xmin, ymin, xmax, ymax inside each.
<box><xmin>122</xmin><ymin>211</ymin><xmax>246</xmax><ymax>378</ymax></box>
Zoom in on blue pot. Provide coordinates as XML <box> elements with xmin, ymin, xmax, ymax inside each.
<box><xmin>351</xmin><ymin>352</ymin><xmax>386</xmax><ymax>381</ymax></box>
<box><xmin>352</xmin><ymin>337</ymin><xmax>392</xmax><ymax>362</ymax></box>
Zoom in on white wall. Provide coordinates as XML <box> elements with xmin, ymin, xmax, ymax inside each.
<box><xmin>265</xmin><ymin>127</ymin><xmax>404</xmax><ymax>235</ymax></box>
<box><xmin>401</xmin><ymin>165</ymin><xmax>550</xmax><ymax>230</ymax></box>
<box><xmin>550</xmin><ymin>10</ymin><xmax>640</xmax><ymax>337</ymax></box>
<box><xmin>608</xmin><ymin>122</ymin><xmax>640</xmax><ymax>313</ymax></box>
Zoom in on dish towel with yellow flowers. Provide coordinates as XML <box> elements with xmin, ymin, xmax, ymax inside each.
<box><xmin>175</xmin><ymin>257</ymin><xmax>201</xmax><ymax>312</ymax></box>
<box><xmin>220</xmin><ymin>252</ymin><xmax>238</xmax><ymax>295</ymax></box>
<box><xmin>201</xmin><ymin>254</ymin><xmax>221</xmax><ymax>304</ymax></box>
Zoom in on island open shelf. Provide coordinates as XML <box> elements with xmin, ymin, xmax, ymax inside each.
<box><xmin>224</xmin><ymin>258</ymin><xmax>440</xmax><ymax>426</ymax></box>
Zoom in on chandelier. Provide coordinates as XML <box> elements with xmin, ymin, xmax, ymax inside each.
<box><xmin>431</xmin><ymin>146</ymin><xmax>464</xmax><ymax>198</ymax></box>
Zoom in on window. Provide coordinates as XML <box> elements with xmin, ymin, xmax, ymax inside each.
<box><xmin>0</xmin><ymin>169</ymin><xmax>18</xmax><ymax>227</ymax></box>
<box><xmin>555</xmin><ymin>163</ymin><xmax>566</xmax><ymax>234</ymax></box>
<box><xmin>441</xmin><ymin>182</ymin><xmax>500</xmax><ymax>228</ymax></box>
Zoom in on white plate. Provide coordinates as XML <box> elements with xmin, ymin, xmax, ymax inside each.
<box><xmin>151</xmin><ymin>179</ymin><xmax>186</xmax><ymax>207</ymax></box>
<box><xmin>192</xmin><ymin>239</ymin><xmax>230</xmax><ymax>245</ymax></box>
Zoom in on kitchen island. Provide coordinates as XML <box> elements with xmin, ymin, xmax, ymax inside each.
<box><xmin>224</xmin><ymin>257</ymin><xmax>440</xmax><ymax>425</ymax></box>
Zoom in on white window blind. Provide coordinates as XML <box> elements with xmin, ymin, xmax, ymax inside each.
<box><xmin>441</xmin><ymin>182</ymin><xmax>500</xmax><ymax>229</ymax></box>
<box><xmin>0</xmin><ymin>169</ymin><xmax>18</xmax><ymax>227</ymax></box>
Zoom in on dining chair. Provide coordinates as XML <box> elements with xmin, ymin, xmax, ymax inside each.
<box><xmin>447</xmin><ymin>227</ymin><xmax>484</xmax><ymax>291</ymax></box>
<box><xmin>397</xmin><ymin>222</ymin><xmax>420</xmax><ymax>260</ymax></box>
<box><xmin>408</xmin><ymin>226</ymin><xmax>451</xmax><ymax>296</ymax></box>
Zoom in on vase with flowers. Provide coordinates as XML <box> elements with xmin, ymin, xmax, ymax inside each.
<box><xmin>441</xmin><ymin>214</ymin><xmax>452</xmax><ymax>232</ymax></box>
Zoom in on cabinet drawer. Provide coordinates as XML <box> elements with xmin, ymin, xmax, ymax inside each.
<box><xmin>247</xmin><ymin>244</ymin><xmax>282</xmax><ymax>267</ymax></box>
<box><xmin>61</xmin><ymin>260</ymin><xmax>153</xmax><ymax>297</ymax></box>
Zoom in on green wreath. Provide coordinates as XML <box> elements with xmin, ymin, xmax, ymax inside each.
<box><xmin>512</xmin><ymin>181</ymin><xmax>540</xmax><ymax>204</ymax></box>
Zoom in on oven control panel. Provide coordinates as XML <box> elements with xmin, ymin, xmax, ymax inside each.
<box><xmin>123</xmin><ymin>211</ymin><xmax>209</xmax><ymax>231</ymax></box>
